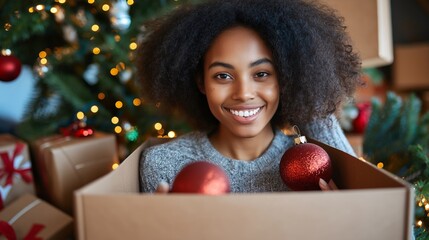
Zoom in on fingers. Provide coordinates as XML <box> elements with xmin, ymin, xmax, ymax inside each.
<box><xmin>319</xmin><ymin>178</ymin><xmax>338</xmax><ymax>191</ymax></box>
<box><xmin>328</xmin><ymin>179</ymin><xmax>338</xmax><ymax>190</ymax></box>
<box><xmin>155</xmin><ymin>181</ymin><xmax>169</xmax><ymax>194</ymax></box>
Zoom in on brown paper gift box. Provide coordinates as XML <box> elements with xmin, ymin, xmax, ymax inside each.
<box><xmin>393</xmin><ymin>43</ymin><xmax>429</xmax><ymax>91</ymax></box>
<box><xmin>323</xmin><ymin>0</ymin><xmax>393</xmax><ymax>68</ymax></box>
<box><xmin>0</xmin><ymin>134</ymin><xmax>35</xmax><ymax>208</ymax></box>
<box><xmin>0</xmin><ymin>194</ymin><xmax>73</xmax><ymax>240</ymax></box>
<box><xmin>75</xmin><ymin>138</ymin><xmax>414</xmax><ymax>240</ymax></box>
<box><xmin>31</xmin><ymin>132</ymin><xmax>118</xmax><ymax>214</ymax></box>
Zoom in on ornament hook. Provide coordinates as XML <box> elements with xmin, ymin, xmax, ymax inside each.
<box><xmin>292</xmin><ymin>125</ymin><xmax>307</xmax><ymax>145</ymax></box>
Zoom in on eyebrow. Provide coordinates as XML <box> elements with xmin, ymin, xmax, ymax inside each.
<box><xmin>208</xmin><ymin>58</ymin><xmax>273</xmax><ymax>70</ymax></box>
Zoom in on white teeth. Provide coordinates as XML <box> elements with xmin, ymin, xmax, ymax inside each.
<box><xmin>229</xmin><ymin>108</ymin><xmax>260</xmax><ymax>118</ymax></box>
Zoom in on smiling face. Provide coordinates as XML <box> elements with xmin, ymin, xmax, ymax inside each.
<box><xmin>202</xmin><ymin>26</ymin><xmax>279</xmax><ymax>140</ymax></box>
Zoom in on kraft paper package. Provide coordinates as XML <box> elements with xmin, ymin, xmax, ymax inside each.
<box><xmin>31</xmin><ymin>132</ymin><xmax>118</xmax><ymax>214</ymax></box>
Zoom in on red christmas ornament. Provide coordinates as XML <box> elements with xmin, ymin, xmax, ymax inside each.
<box><xmin>352</xmin><ymin>102</ymin><xmax>371</xmax><ymax>134</ymax></box>
<box><xmin>0</xmin><ymin>55</ymin><xmax>22</xmax><ymax>82</ymax></box>
<box><xmin>279</xmin><ymin>128</ymin><xmax>332</xmax><ymax>191</ymax></box>
<box><xmin>171</xmin><ymin>161</ymin><xmax>230</xmax><ymax>195</ymax></box>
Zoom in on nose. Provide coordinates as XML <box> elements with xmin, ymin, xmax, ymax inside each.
<box><xmin>231</xmin><ymin>78</ymin><xmax>255</xmax><ymax>101</ymax></box>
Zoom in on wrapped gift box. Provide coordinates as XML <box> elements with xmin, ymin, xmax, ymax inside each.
<box><xmin>0</xmin><ymin>194</ymin><xmax>73</xmax><ymax>240</ymax></box>
<box><xmin>0</xmin><ymin>134</ymin><xmax>35</xmax><ymax>209</ymax></box>
<box><xmin>393</xmin><ymin>43</ymin><xmax>429</xmax><ymax>91</ymax></box>
<box><xmin>75</xmin><ymin>138</ymin><xmax>414</xmax><ymax>240</ymax></box>
<box><xmin>31</xmin><ymin>132</ymin><xmax>118</xmax><ymax>214</ymax></box>
<box><xmin>323</xmin><ymin>0</ymin><xmax>393</xmax><ymax>68</ymax></box>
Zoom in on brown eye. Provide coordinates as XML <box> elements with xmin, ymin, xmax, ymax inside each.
<box><xmin>215</xmin><ymin>73</ymin><xmax>232</xmax><ymax>79</ymax></box>
<box><xmin>255</xmin><ymin>72</ymin><xmax>269</xmax><ymax>78</ymax></box>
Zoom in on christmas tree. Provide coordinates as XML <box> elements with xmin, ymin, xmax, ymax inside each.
<box><xmin>363</xmin><ymin>91</ymin><xmax>429</xmax><ymax>239</ymax></box>
<box><xmin>0</xmin><ymin>0</ymin><xmax>195</xmax><ymax>159</ymax></box>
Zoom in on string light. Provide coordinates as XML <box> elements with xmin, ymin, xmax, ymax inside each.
<box><xmin>98</xmin><ymin>92</ymin><xmax>105</xmax><ymax>100</ymax></box>
<box><xmin>111</xmin><ymin>117</ymin><xmax>119</xmax><ymax>124</ymax></box>
<box><xmin>58</xmin><ymin>0</ymin><xmax>66</xmax><ymax>4</ymax></box>
<box><xmin>88</xmin><ymin>0</ymin><xmax>95</xmax><ymax>4</ymax></box>
<box><xmin>110</xmin><ymin>68</ymin><xmax>119</xmax><ymax>76</ymax></box>
<box><xmin>115</xmin><ymin>101</ymin><xmax>123</xmax><ymax>109</ymax></box>
<box><xmin>40</xmin><ymin>58</ymin><xmax>48</xmax><ymax>65</ymax></box>
<box><xmin>39</xmin><ymin>51</ymin><xmax>47</xmax><ymax>58</ymax></box>
<box><xmin>76</xmin><ymin>111</ymin><xmax>85</xmax><ymax>120</ymax></box>
<box><xmin>127</xmin><ymin>0</ymin><xmax>134</xmax><ymax>5</ymax></box>
<box><xmin>3</xmin><ymin>22</ymin><xmax>11</xmax><ymax>31</ymax></box>
<box><xmin>50</xmin><ymin>7</ymin><xmax>58</xmax><ymax>13</ymax></box>
<box><xmin>133</xmin><ymin>98</ymin><xmax>142</xmax><ymax>106</ymax></box>
<box><xmin>91</xmin><ymin>24</ymin><xmax>100</xmax><ymax>32</ymax></box>
<box><xmin>376</xmin><ymin>162</ymin><xmax>384</xmax><ymax>169</ymax></box>
<box><xmin>168</xmin><ymin>131</ymin><xmax>176</xmax><ymax>138</ymax></box>
<box><xmin>35</xmin><ymin>5</ymin><xmax>45</xmax><ymax>11</ymax></box>
<box><xmin>112</xmin><ymin>163</ymin><xmax>119</xmax><ymax>170</ymax></box>
<box><xmin>92</xmin><ymin>47</ymin><xmax>101</xmax><ymax>55</ymax></box>
<box><xmin>154</xmin><ymin>123</ymin><xmax>162</xmax><ymax>130</ymax></box>
<box><xmin>114</xmin><ymin>126</ymin><xmax>122</xmax><ymax>133</ymax></box>
<box><xmin>114</xmin><ymin>35</ymin><xmax>121</xmax><ymax>42</ymax></box>
<box><xmin>29</xmin><ymin>7</ymin><xmax>34</xmax><ymax>13</ymax></box>
<box><xmin>90</xmin><ymin>105</ymin><xmax>99</xmax><ymax>113</ymax></box>
<box><xmin>129</xmin><ymin>42</ymin><xmax>137</xmax><ymax>50</ymax></box>
<box><xmin>102</xmin><ymin>4</ymin><xmax>110</xmax><ymax>11</ymax></box>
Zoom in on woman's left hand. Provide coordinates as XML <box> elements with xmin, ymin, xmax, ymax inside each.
<box><xmin>319</xmin><ymin>178</ymin><xmax>338</xmax><ymax>191</ymax></box>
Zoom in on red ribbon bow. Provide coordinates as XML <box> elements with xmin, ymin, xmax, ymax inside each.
<box><xmin>0</xmin><ymin>220</ymin><xmax>45</xmax><ymax>240</ymax></box>
<box><xmin>0</xmin><ymin>142</ymin><xmax>33</xmax><ymax>186</ymax></box>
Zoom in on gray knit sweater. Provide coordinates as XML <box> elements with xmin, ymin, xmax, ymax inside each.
<box><xmin>139</xmin><ymin>116</ymin><xmax>354</xmax><ymax>193</ymax></box>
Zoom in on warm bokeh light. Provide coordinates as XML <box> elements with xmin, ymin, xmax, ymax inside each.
<box><xmin>115</xmin><ymin>101</ymin><xmax>123</xmax><ymax>109</ymax></box>
<box><xmin>114</xmin><ymin>126</ymin><xmax>122</xmax><ymax>133</ymax></box>
<box><xmin>111</xmin><ymin>117</ymin><xmax>119</xmax><ymax>124</ymax></box>
<box><xmin>127</xmin><ymin>0</ymin><xmax>134</xmax><ymax>5</ymax></box>
<box><xmin>110</xmin><ymin>68</ymin><xmax>119</xmax><ymax>76</ymax></box>
<box><xmin>92</xmin><ymin>47</ymin><xmax>101</xmax><ymax>55</ymax></box>
<box><xmin>91</xmin><ymin>24</ymin><xmax>100</xmax><ymax>32</ymax></box>
<box><xmin>98</xmin><ymin>92</ymin><xmax>105</xmax><ymax>100</ymax></box>
<box><xmin>168</xmin><ymin>131</ymin><xmax>176</xmax><ymax>138</ymax></box>
<box><xmin>102</xmin><ymin>4</ymin><xmax>110</xmax><ymax>11</ymax></box>
<box><xmin>39</xmin><ymin>51</ymin><xmax>47</xmax><ymax>58</ymax></box>
<box><xmin>35</xmin><ymin>5</ymin><xmax>45</xmax><ymax>11</ymax></box>
<box><xmin>40</xmin><ymin>58</ymin><xmax>48</xmax><ymax>65</ymax></box>
<box><xmin>112</xmin><ymin>163</ymin><xmax>119</xmax><ymax>170</ymax></box>
<box><xmin>114</xmin><ymin>35</ymin><xmax>121</xmax><ymax>42</ymax></box>
<box><xmin>154</xmin><ymin>123</ymin><xmax>162</xmax><ymax>130</ymax></box>
<box><xmin>88</xmin><ymin>0</ymin><xmax>95</xmax><ymax>4</ymax></box>
<box><xmin>129</xmin><ymin>42</ymin><xmax>137</xmax><ymax>50</ymax></box>
<box><xmin>58</xmin><ymin>0</ymin><xmax>66</xmax><ymax>4</ymax></box>
<box><xmin>90</xmin><ymin>105</ymin><xmax>99</xmax><ymax>113</ymax></box>
<box><xmin>376</xmin><ymin>162</ymin><xmax>384</xmax><ymax>169</ymax></box>
<box><xmin>133</xmin><ymin>98</ymin><xmax>142</xmax><ymax>106</ymax></box>
<box><xmin>28</xmin><ymin>7</ymin><xmax>34</xmax><ymax>13</ymax></box>
<box><xmin>76</xmin><ymin>111</ymin><xmax>85</xmax><ymax>120</ymax></box>
<box><xmin>50</xmin><ymin>7</ymin><xmax>58</xmax><ymax>14</ymax></box>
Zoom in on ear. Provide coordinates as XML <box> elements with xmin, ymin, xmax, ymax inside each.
<box><xmin>196</xmin><ymin>75</ymin><xmax>206</xmax><ymax>94</ymax></box>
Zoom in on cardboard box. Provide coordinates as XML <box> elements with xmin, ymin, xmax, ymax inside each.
<box><xmin>0</xmin><ymin>134</ymin><xmax>35</xmax><ymax>208</ymax></box>
<box><xmin>31</xmin><ymin>132</ymin><xmax>118</xmax><ymax>214</ymax></box>
<box><xmin>75</xmin><ymin>138</ymin><xmax>414</xmax><ymax>240</ymax></box>
<box><xmin>393</xmin><ymin>43</ymin><xmax>429</xmax><ymax>91</ymax></box>
<box><xmin>323</xmin><ymin>0</ymin><xmax>393</xmax><ymax>68</ymax></box>
<box><xmin>0</xmin><ymin>194</ymin><xmax>73</xmax><ymax>240</ymax></box>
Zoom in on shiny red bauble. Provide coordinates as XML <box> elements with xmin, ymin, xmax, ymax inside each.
<box><xmin>280</xmin><ymin>143</ymin><xmax>332</xmax><ymax>191</ymax></box>
<box><xmin>0</xmin><ymin>55</ymin><xmax>22</xmax><ymax>82</ymax></box>
<box><xmin>353</xmin><ymin>102</ymin><xmax>371</xmax><ymax>134</ymax></box>
<box><xmin>171</xmin><ymin>161</ymin><xmax>230</xmax><ymax>195</ymax></box>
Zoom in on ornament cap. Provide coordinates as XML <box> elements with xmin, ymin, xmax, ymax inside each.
<box><xmin>294</xmin><ymin>135</ymin><xmax>307</xmax><ymax>145</ymax></box>
<box><xmin>292</xmin><ymin>125</ymin><xmax>307</xmax><ymax>145</ymax></box>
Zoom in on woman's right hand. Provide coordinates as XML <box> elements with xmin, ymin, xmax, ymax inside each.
<box><xmin>155</xmin><ymin>181</ymin><xmax>170</xmax><ymax>194</ymax></box>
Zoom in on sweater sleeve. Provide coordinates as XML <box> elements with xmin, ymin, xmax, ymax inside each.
<box><xmin>300</xmin><ymin>115</ymin><xmax>356</xmax><ymax>156</ymax></box>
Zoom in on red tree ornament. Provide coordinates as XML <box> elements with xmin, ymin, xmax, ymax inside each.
<box><xmin>171</xmin><ymin>161</ymin><xmax>230</xmax><ymax>195</ymax></box>
<box><xmin>352</xmin><ymin>102</ymin><xmax>371</xmax><ymax>134</ymax></box>
<box><xmin>279</xmin><ymin>127</ymin><xmax>332</xmax><ymax>191</ymax></box>
<box><xmin>0</xmin><ymin>55</ymin><xmax>22</xmax><ymax>82</ymax></box>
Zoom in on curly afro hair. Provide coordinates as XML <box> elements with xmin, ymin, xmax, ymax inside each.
<box><xmin>136</xmin><ymin>0</ymin><xmax>362</xmax><ymax>131</ymax></box>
